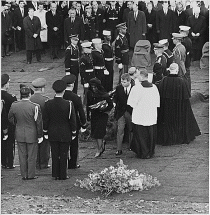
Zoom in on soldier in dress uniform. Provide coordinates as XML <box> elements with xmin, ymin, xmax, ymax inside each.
<box><xmin>152</xmin><ymin>43</ymin><xmax>167</xmax><ymax>86</ymax></box>
<box><xmin>102</xmin><ymin>30</ymin><xmax>114</xmax><ymax>92</ymax></box>
<box><xmin>159</xmin><ymin>39</ymin><xmax>174</xmax><ymax>74</ymax></box>
<box><xmin>30</xmin><ymin>78</ymin><xmax>50</xmax><ymax>170</ymax></box>
<box><xmin>65</xmin><ymin>34</ymin><xmax>80</xmax><ymax>94</ymax></box>
<box><xmin>172</xmin><ymin>33</ymin><xmax>186</xmax><ymax>78</ymax></box>
<box><xmin>115</xmin><ymin>22</ymin><xmax>129</xmax><ymax>83</ymax></box>
<box><xmin>62</xmin><ymin>74</ymin><xmax>87</xmax><ymax>169</ymax></box>
<box><xmin>179</xmin><ymin>25</ymin><xmax>192</xmax><ymax>95</ymax></box>
<box><xmin>92</xmin><ymin>38</ymin><xmax>108</xmax><ymax>89</ymax></box>
<box><xmin>104</xmin><ymin>1</ymin><xmax>120</xmax><ymax>41</ymax></box>
<box><xmin>80</xmin><ymin>41</ymin><xmax>96</xmax><ymax>105</ymax></box>
<box><xmin>1</xmin><ymin>74</ymin><xmax>17</xmax><ymax>169</ymax></box>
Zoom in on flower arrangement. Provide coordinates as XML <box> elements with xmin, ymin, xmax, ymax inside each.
<box><xmin>75</xmin><ymin>160</ymin><xmax>161</xmax><ymax>197</ymax></box>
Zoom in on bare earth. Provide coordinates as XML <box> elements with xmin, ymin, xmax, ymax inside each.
<box><xmin>1</xmin><ymin>50</ymin><xmax>209</xmax><ymax>214</ymax></box>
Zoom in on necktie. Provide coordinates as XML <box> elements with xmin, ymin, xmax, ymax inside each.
<box><xmin>125</xmin><ymin>88</ymin><xmax>128</xmax><ymax>95</ymax></box>
<box><xmin>134</xmin><ymin>12</ymin><xmax>137</xmax><ymax>20</ymax></box>
<box><xmin>21</xmin><ymin>9</ymin><xmax>24</xmax><ymax>17</ymax></box>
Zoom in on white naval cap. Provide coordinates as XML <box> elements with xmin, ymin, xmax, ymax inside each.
<box><xmin>92</xmin><ymin>38</ymin><xmax>102</xmax><ymax>44</ymax></box>
<box><xmin>159</xmin><ymin>39</ymin><xmax>168</xmax><ymax>45</ymax></box>
<box><xmin>81</xmin><ymin>41</ymin><xmax>92</xmax><ymax>48</ymax></box>
<box><xmin>103</xmin><ymin>30</ymin><xmax>111</xmax><ymax>36</ymax></box>
<box><xmin>179</xmin><ymin>25</ymin><xmax>191</xmax><ymax>31</ymax></box>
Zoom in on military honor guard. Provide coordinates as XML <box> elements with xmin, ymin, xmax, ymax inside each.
<box><xmin>172</xmin><ymin>33</ymin><xmax>187</xmax><ymax>78</ymax></box>
<box><xmin>92</xmin><ymin>38</ymin><xmax>108</xmax><ymax>89</ymax></box>
<box><xmin>102</xmin><ymin>30</ymin><xmax>114</xmax><ymax>92</ymax></box>
<box><xmin>8</xmin><ymin>86</ymin><xmax>43</xmax><ymax>180</ymax></box>
<box><xmin>1</xmin><ymin>74</ymin><xmax>17</xmax><ymax>169</ymax></box>
<box><xmin>179</xmin><ymin>25</ymin><xmax>192</xmax><ymax>94</ymax></box>
<box><xmin>152</xmin><ymin>43</ymin><xmax>167</xmax><ymax>86</ymax></box>
<box><xmin>43</xmin><ymin>80</ymin><xmax>77</xmax><ymax>180</ymax></box>
<box><xmin>115</xmin><ymin>22</ymin><xmax>129</xmax><ymax>82</ymax></box>
<box><xmin>64</xmin><ymin>34</ymin><xmax>80</xmax><ymax>94</ymax></box>
<box><xmin>30</xmin><ymin>78</ymin><xmax>50</xmax><ymax>170</ymax></box>
<box><xmin>62</xmin><ymin>74</ymin><xmax>87</xmax><ymax>169</ymax></box>
<box><xmin>80</xmin><ymin>41</ymin><xmax>96</xmax><ymax>105</ymax></box>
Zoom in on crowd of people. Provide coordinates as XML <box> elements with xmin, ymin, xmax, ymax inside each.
<box><xmin>1</xmin><ymin>0</ymin><xmax>206</xmax><ymax>180</ymax></box>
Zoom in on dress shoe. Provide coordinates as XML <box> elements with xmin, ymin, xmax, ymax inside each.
<box><xmin>7</xmin><ymin>165</ymin><xmax>15</xmax><ymax>169</ymax></box>
<box><xmin>68</xmin><ymin>164</ymin><xmax>80</xmax><ymax>169</ymax></box>
<box><xmin>37</xmin><ymin>59</ymin><xmax>42</xmax><ymax>63</ymax></box>
<box><xmin>2</xmin><ymin>165</ymin><xmax>7</xmax><ymax>169</ymax></box>
<box><xmin>20</xmin><ymin>69</ymin><xmax>25</xmax><ymax>72</ymax></box>
<box><xmin>59</xmin><ymin>176</ymin><xmax>69</xmax><ymax>180</ymax></box>
<box><xmin>12</xmin><ymin>70</ymin><xmax>16</xmax><ymax>72</ymax></box>
<box><xmin>115</xmin><ymin>150</ymin><xmax>122</xmax><ymax>156</ymax></box>
<box><xmin>22</xmin><ymin>177</ymin><xmax>27</xmax><ymax>180</ymax></box>
<box><xmin>27</xmin><ymin>176</ymin><xmax>38</xmax><ymax>180</ymax></box>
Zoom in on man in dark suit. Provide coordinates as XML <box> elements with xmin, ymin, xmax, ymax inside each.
<box><xmin>46</xmin><ymin>2</ymin><xmax>62</xmax><ymax>59</ymax></box>
<box><xmin>30</xmin><ymin>78</ymin><xmax>50</xmax><ymax>169</ymax></box>
<box><xmin>75</xmin><ymin>2</ymin><xmax>84</xmax><ymax>18</ymax></box>
<box><xmin>65</xmin><ymin>34</ymin><xmax>80</xmax><ymax>93</ymax></box>
<box><xmin>26</xmin><ymin>0</ymin><xmax>38</xmax><ymax>11</ymax></box>
<box><xmin>114</xmin><ymin>73</ymin><xmax>133</xmax><ymax>155</ymax></box>
<box><xmin>62</xmin><ymin>74</ymin><xmax>86</xmax><ymax>169</ymax></box>
<box><xmin>43</xmin><ymin>80</ymin><xmax>77</xmax><ymax>180</ymax></box>
<box><xmin>8</xmin><ymin>86</ymin><xmax>43</xmax><ymax>180</ymax></box>
<box><xmin>13</xmin><ymin>0</ymin><xmax>27</xmax><ymax>51</ymax></box>
<box><xmin>1</xmin><ymin>74</ymin><xmax>17</xmax><ymax>169</ymax></box>
<box><xmin>64</xmin><ymin>8</ymin><xmax>84</xmax><ymax>46</ymax></box>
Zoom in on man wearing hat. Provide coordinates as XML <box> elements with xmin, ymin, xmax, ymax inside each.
<box><xmin>92</xmin><ymin>38</ymin><xmax>107</xmax><ymax>89</ymax></box>
<box><xmin>180</xmin><ymin>25</ymin><xmax>192</xmax><ymax>94</ymax></box>
<box><xmin>102</xmin><ymin>30</ymin><xmax>114</xmax><ymax>92</ymax></box>
<box><xmin>1</xmin><ymin>74</ymin><xmax>17</xmax><ymax>170</ymax></box>
<box><xmin>8</xmin><ymin>86</ymin><xmax>43</xmax><ymax>180</ymax></box>
<box><xmin>62</xmin><ymin>74</ymin><xmax>86</xmax><ymax>169</ymax></box>
<box><xmin>152</xmin><ymin>43</ymin><xmax>167</xmax><ymax>85</ymax></box>
<box><xmin>65</xmin><ymin>34</ymin><xmax>80</xmax><ymax>94</ymax></box>
<box><xmin>30</xmin><ymin>78</ymin><xmax>50</xmax><ymax>169</ymax></box>
<box><xmin>159</xmin><ymin>39</ymin><xmax>174</xmax><ymax>71</ymax></box>
<box><xmin>80</xmin><ymin>41</ymin><xmax>96</xmax><ymax>105</ymax></box>
<box><xmin>115</xmin><ymin>22</ymin><xmax>129</xmax><ymax>82</ymax></box>
<box><xmin>172</xmin><ymin>33</ymin><xmax>187</xmax><ymax>77</ymax></box>
<box><xmin>43</xmin><ymin>80</ymin><xmax>77</xmax><ymax>180</ymax></box>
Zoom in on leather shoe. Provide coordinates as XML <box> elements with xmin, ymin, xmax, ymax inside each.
<box><xmin>12</xmin><ymin>70</ymin><xmax>16</xmax><ymax>72</ymax></box>
<box><xmin>7</xmin><ymin>165</ymin><xmax>15</xmax><ymax>169</ymax></box>
<box><xmin>20</xmin><ymin>69</ymin><xmax>25</xmax><ymax>72</ymax></box>
<box><xmin>59</xmin><ymin>176</ymin><xmax>69</xmax><ymax>180</ymax></box>
<box><xmin>22</xmin><ymin>177</ymin><xmax>27</xmax><ymax>180</ymax></box>
<box><xmin>27</xmin><ymin>176</ymin><xmax>38</xmax><ymax>180</ymax></box>
<box><xmin>115</xmin><ymin>150</ymin><xmax>122</xmax><ymax>156</ymax></box>
<box><xmin>68</xmin><ymin>164</ymin><xmax>80</xmax><ymax>169</ymax></box>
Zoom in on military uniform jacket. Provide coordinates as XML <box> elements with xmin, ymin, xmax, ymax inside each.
<box><xmin>43</xmin><ymin>97</ymin><xmax>76</xmax><ymax>142</ymax></box>
<box><xmin>163</xmin><ymin>49</ymin><xmax>174</xmax><ymax>69</ymax></box>
<box><xmin>30</xmin><ymin>93</ymin><xmax>49</xmax><ymax>114</ymax></box>
<box><xmin>80</xmin><ymin>53</ymin><xmax>95</xmax><ymax>85</ymax></box>
<box><xmin>173</xmin><ymin>43</ymin><xmax>186</xmax><ymax>76</ymax></box>
<box><xmin>63</xmin><ymin>90</ymin><xmax>86</xmax><ymax>130</ymax></box>
<box><xmin>102</xmin><ymin>42</ymin><xmax>114</xmax><ymax>69</ymax></box>
<box><xmin>152</xmin><ymin>55</ymin><xmax>167</xmax><ymax>84</ymax></box>
<box><xmin>92</xmin><ymin>49</ymin><xmax>105</xmax><ymax>69</ymax></box>
<box><xmin>182</xmin><ymin>37</ymin><xmax>192</xmax><ymax>68</ymax></box>
<box><xmin>104</xmin><ymin>6</ymin><xmax>119</xmax><ymax>30</ymax></box>
<box><xmin>83</xmin><ymin>13</ymin><xmax>96</xmax><ymax>41</ymax></box>
<box><xmin>8</xmin><ymin>100</ymin><xmax>43</xmax><ymax>143</ymax></box>
<box><xmin>115</xmin><ymin>33</ymin><xmax>129</xmax><ymax>65</ymax></box>
<box><xmin>65</xmin><ymin>44</ymin><xmax>80</xmax><ymax>74</ymax></box>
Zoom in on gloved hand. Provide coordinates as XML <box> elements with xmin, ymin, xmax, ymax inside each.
<box><xmin>118</xmin><ymin>63</ymin><xmax>123</xmax><ymax>69</ymax></box>
<box><xmin>80</xmin><ymin>127</ymin><xmax>86</xmax><ymax>133</ymax></box>
<box><xmin>3</xmin><ymin>135</ymin><xmax>8</xmax><ymax>141</ymax></box>
<box><xmin>38</xmin><ymin>137</ymin><xmax>43</xmax><ymax>144</ymax></box>
<box><xmin>84</xmin><ymin>83</ymin><xmax>89</xmax><ymax>88</ymax></box>
<box><xmin>104</xmin><ymin>69</ymin><xmax>109</xmax><ymax>75</ymax></box>
<box><xmin>44</xmin><ymin>135</ymin><xmax>48</xmax><ymax>139</ymax></box>
<box><xmin>72</xmin><ymin>136</ymin><xmax>76</xmax><ymax>140</ymax></box>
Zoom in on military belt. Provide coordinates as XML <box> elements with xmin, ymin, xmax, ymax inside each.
<box><xmin>94</xmin><ymin>66</ymin><xmax>105</xmax><ymax>69</ymax></box>
<box><xmin>85</xmin><ymin>69</ymin><xmax>94</xmax><ymax>72</ymax></box>
<box><xmin>121</xmin><ymin>49</ymin><xmax>129</xmax><ymax>53</ymax></box>
<box><xmin>71</xmin><ymin>58</ymin><xmax>79</xmax><ymax>61</ymax></box>
<box><xmin>105</xmin><ymin>57</ymin><xmax>114</xmax><ymax>61</ymax></box>
<box><xmin>109</xmin><ymin>17</ymin><xmax>118</xmax><ymax>20</ymax></box>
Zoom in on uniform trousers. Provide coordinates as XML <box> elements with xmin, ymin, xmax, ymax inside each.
<box><xmin>117</xmin><ymin>111</ymin><xmax>132</xmax><ymax>150</ymax></box>
<box><xmin>68</xmin><ymin>132</ymin><xmax>79</xmax><ymax>168</ymax></box>
<box><xmin>27</xmin><ymin>50</ymin><xmax>41</xmax><ymax>63</ymax></box>
<box><xmin>185</xmin><ymin>67</ymin><xmax>191</xmax><ymax>95</ymax></box>
<box><xmin>17</xmin><ymin>141</ymin><xmax>38</xmax><ymax>178</ymax></box>
<box><xmin>50</xmin><ymin>141</ymin><xmax>69</xmax><ymax>179</ymax></box>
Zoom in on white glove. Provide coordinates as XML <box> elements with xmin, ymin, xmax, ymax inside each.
<box><xmin>3</xmin><ymin>135</ymin><xmax>8</xmax><ymax>140</ymax></box>
<box><xmin>104</xmin><ymin>69</ymin><xmax>109</xmax><ymax>75</ymax></box>
<box><xmin>72</xmin><ymin>136</ymin><xmax>76</xmax><ymax>140</ymax></box>
<box><xmin>84</xmin><ymin>83</ymin><xmax>89</xmax><ymax>88</ymax></box>
<box><xmin>38</xmin><ymin>137</ymin><xmax>43</xmax><ymax>144</ymax></box>
<box><xmin>80</xmin><ymin>127</ymin><xmax>86</xmax><ymax>133</ymax></box>
<box><xmin>196</xmin><ymin>33</ymin><xmax>200</xmax><ymax>36</ymax></box>
<box><xmin>191</xmin><ymin>32</ymin><xmax>195</xmax><ymax>37</ymax></box>
<box><xmin>113</xmin><ymin>103</ymin><xmax>116</xmax><ymax>108</ymax></box>
<box><xmin>44</xmin><ymin>135</ymin><xmax>48</xmax><ymax>139</ymax></box>
<box><xmin>118</xmin><ymin>63</ymin><xmax>123</xmax><ymax>69</ymax></box>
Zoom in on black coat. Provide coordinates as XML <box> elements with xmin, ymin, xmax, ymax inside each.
<box><xmin>83</xmin><ymin>14</ymin><xmax>96</xmax><ymax>41</ymax></box>
<box><xmin>156</xmin><ymin>9</ymin><xmax>174</xmax><ymax>40</ymax></box>
<box><xmin>63</xmin><ymin>90</ymin><xmax>86</xmax><ymax>130</ymax></box>
<box><xmin>23</xmin><ymin>16</ymin><xmax>42</xmax><ymax>50</ymax></box>
<box><xmin>46</xmin><ymin>10</ymin><xmax>62</xmax><ymax>46</ymax></box>
<box><xmin>13</xmin><ymin>6</ymin><xmax>28</xmax><ymax>28</ymax></box>
<box><xmin>64</xmin><ymin>16</ymin><xmax>84</xmax><ymax>43</ymax></box>
<box><xmin>43</xmin><ymin>97</ymin><xmax>77</xmax><ymax>142</ymax></box>
<box><xmin>1</xmin><ymin>13</ymin><xmax>13</xmax><ymax>45</ymax></box>
<box><xmin>173</xmin><ymin>10</ymin><xmax>187</xmax><ymax>32</ymax></box>
<box><xmin>92</xmin><ymin>8</ymin><xmax>105</xmax><ymax>38</ymax></box>
<box><xmin>114</xmin><ymin>84</ymin><xmax>133</xmax><ymax>120</ymax></box>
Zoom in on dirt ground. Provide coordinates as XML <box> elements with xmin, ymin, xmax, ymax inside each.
<box><xmin>1</xmin><ymin>49</ymin><xmax>209</xmax><ymax>214</ymax></box>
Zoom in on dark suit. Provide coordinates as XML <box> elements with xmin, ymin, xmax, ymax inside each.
<box><xmin>114</xmin><ymin>84</ymin><xmax>133</xmax><ymax>149</ymax></box>
<box><xmin>43</xmin><ymin>97</ymin><xmax>77</xmax><ymax>179</ymax></box>
<box><xmin>63</xmin><ymin>90</ymin><xmax>86</xmax><ymax>169</ymax></box>
<box><xmin>1</xmin><ymin>90</ymin><xmax>17</xmax><ymax>169</ymax></box>
<box><xmin>8</xmin><ymin>100</ymin><xmax>43</xmax><ymax>179</ymax></box>
<box><xmin>13</xmin><ymin>6</ymin><xmax>28</xmax><ymax>50</ymax></box>
<box><xmin>92</xmin><ymin>8</ymin><xmax>105</xmax><ymax>38</ymax></box>
<box><xmin>173</xmin><ymin>10</ymin><xmax>187</xmax><ymax>32</ymax></box>
<box><xmin>30</xmin><ymin>93</ymin><xmax>50</xmax><ymax>169</ymax></box>
<box><xmin>64</xmin><ymin>16</ymin><xmax>84</xmax><ymax>45</ymax></box>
